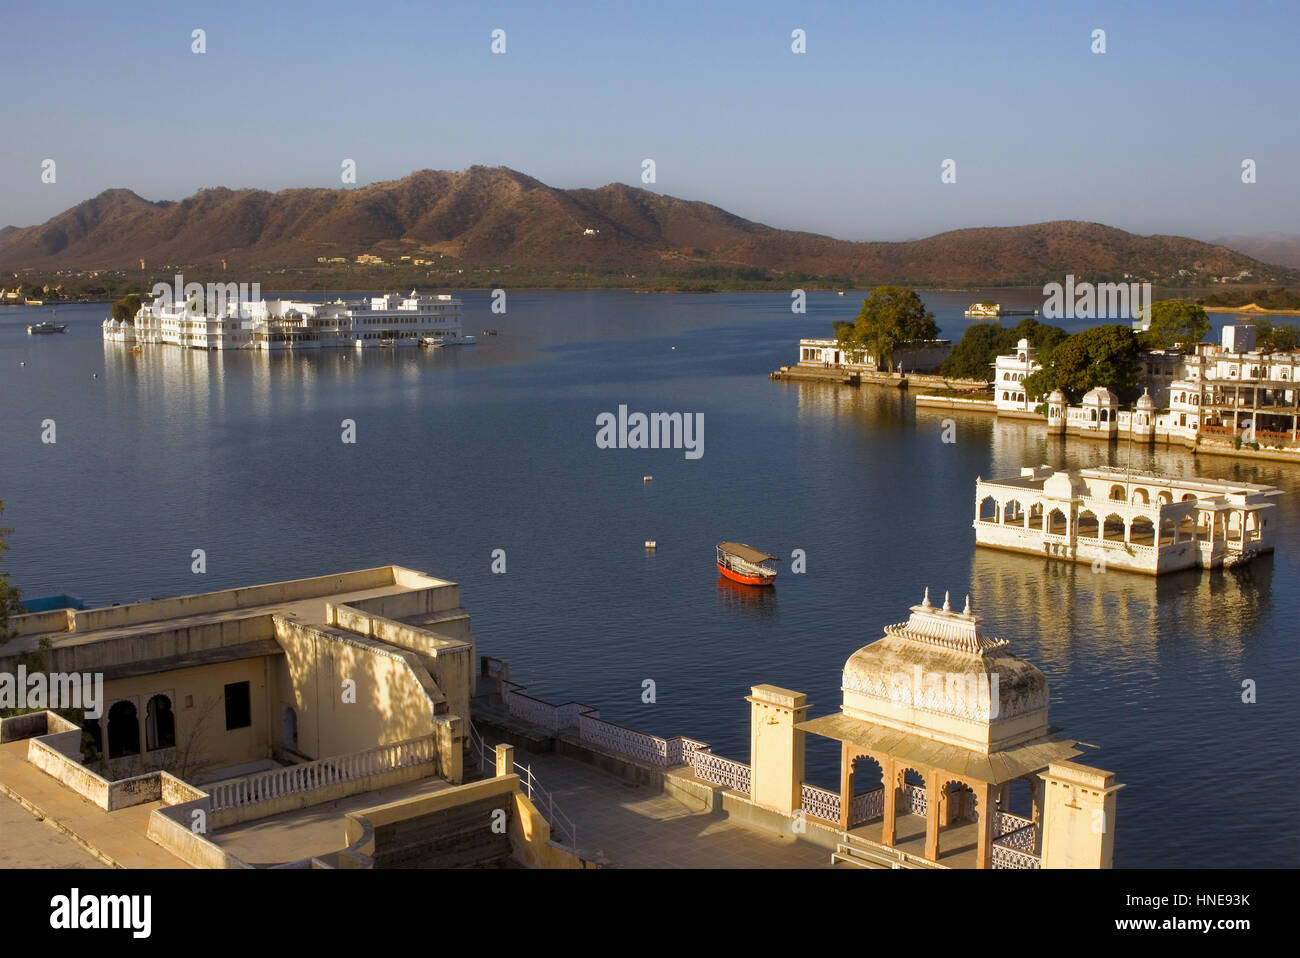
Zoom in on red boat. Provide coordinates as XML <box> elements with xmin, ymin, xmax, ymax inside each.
<box><xmin>716</xmin><ymin>542</ymin><xmax>778</xmax><ymax>586</ymax></box>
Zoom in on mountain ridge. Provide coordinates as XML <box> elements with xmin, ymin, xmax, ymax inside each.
<box><xmin>1</xmin><ymin>166</ymin><xmax>1293</xmax><ymax>286</ymax></box>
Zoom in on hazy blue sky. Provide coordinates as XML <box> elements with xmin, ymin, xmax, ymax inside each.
<box><xmin>3</xmin><ymin>0</ymin><xmax>1296</xmax><ymax>242</ymax></box>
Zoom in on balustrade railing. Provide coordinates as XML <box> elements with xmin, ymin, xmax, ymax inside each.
<box><xmin>901</xmin><ymin>783</ymin><xmax>927</xmax><ymax>815</ymax></box>
<box><xmin>991</xmin><ymin>842</ymin><xmax>1041</xmax><ymax>869</ymax></box>
<box><xmin>800</xmin><ymin>784</ymin><xmax>840</xmax><ymax>823</ymax></box>
<box><xmin>208</xmin><ymin>736</ymin><xmax>438</xmax><ymax>811</ymax></box>
<box><xmin>851</xmin><ymin>787</ymin><xmax>884</xmax><ymax>823</ymax></box>
<box><xmin>689</xmin><ymin>750</ymin><xmax>751</xmax><ymax>795</ymax></box>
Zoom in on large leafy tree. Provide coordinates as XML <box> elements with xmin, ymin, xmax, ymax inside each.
<box><xmin>834</xmin><ymin>286</ymin><xmax>938</xmax><ymax>369</ymax></box>
<box><xmin>1253</xmin><ymin>318</ymin><xmax>1300</xmax><ymax>351</ymax></box>
<box><xmin>941</xmin><ymin>316</ymin><xmax>1068</xmax><ymax>382</ymax></box>
<box><xmin>110</xmin><ymin>292</ymin><xmax>142</xmax><ymax>323</ymax></box>
<box><xmin>1042</xmin><ymin>324</ymin><xmax>1143</xmax><ymax>403</ymax></box>
<box><xmin>1142</xmin><ymin>300</ymin><xmax>1210</xmax><ymax>349</ymax></box>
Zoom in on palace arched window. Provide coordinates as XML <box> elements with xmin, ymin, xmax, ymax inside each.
<box><xmin>107</xmin><ymin>700</ymin><xmax>140</xmax><ymax>758</ymax></box>
<box><xmin>146</xmin><ymin>694</ymin><xmax>176</xmax><ymax>751</ymax></box>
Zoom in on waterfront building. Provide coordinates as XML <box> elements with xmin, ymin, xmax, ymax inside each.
<box><xmin>794</xmin><ymin>590</ymin><xmax>1119</xmax><ymax>868</ymax></box>
<box><xmin>103</xmin><ymin>291</ymin><xmax>466</xmax><ymax>351</ymax></box>
<box><xmin>796</xmin><ymin>337</ymin><xmax>952</xmax><ymax>373</ymax></box>
<box><xmin>974</xmin><ymin>465</ymin><xmax>1281</xmax><ymax>573</ymax></box>
<box><xmin>0</xmin><ymin>567</ymin><xmax>585</xmax><ymax>869</ymax></box>
<box><xmin>993</xmin><ymin>338</ymin><xmax>1039</xmax><ymax>414</ymax></box>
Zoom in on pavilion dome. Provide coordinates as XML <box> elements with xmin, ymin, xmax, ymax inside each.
<box><xmin>1082</xmin><ymin>386</ymin><xmax>1118</xmax><ymax>406</ymax></box>
<box><xmin>1135</xmin><ymin>390</ymin><xmax>1155</xmax><ymax>410</ymax></box>
<box><xmin>1047</xmin><ymin>388</ymin><xmax>1066</xmax><ymax>404</ymax></box>
<box><xmin>841</xmin><ymin>590</ymin><xmax>1050</xmax><ymax>750</ymax></box>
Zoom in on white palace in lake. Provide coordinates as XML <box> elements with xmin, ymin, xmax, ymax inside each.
<box><xmin>103</xmin><ymin>291</ymin><xmax>468</xmax><ymax>350</ymax></box>
<box><xmin>974</xmin><ymin>466</ymin><xmax>1282</xmax><ymax>574</ymax></box>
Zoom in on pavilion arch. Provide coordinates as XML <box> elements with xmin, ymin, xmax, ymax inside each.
<box><xmin>851</xmin><ymin>753</ymin><xmax>883</xmax><ymax>793</ymax></box>
<box><xmin>1160</xmin><ymin>517</ymin><xmax>1178</xmax><ymax>547</ymax></box>
<box><xmin>1130</xmin><ymin>517</ymin><xmax>1155</xmax><ymax>547</ymax></box>
<box><xmin>1103</xmin><ymin>513</ymin><xmax>1126</xmax><ymax>541</ymax></box>
<box><xmin>145</xmin><ymin>693</ymin><xmax>175</xmax><ymax>751</ymax></box>
<box><xmin>107</xmin><ymin>699</ymin><xmax>140</xmax><ymax>759</ymax></box>
<box><xmin>1077</xmin><ymin>510</ymin><xmax>1099</xmax><ymax>538</ymax></box>
<box><xmin>1047</xmin><ymin>508</ymin><xmax>1067</xmax><ymax>536</ymax></box>
<box><xmin>1131</xmin><ymin>487</ymin><xmax>1150</xmax><ymax>504</ymax></box>
<box><xmin>979</xmin><ymin>496</ymin><xmax>998</xmax><ymax>522</ymax></box>
<box><xmin>1157</xmin><ymin>491</ymin><xmax>1173</xmax><ymax>506</ymax></box>
<box><xmin>1002</xmin><ymin>499</ymin><xmax>1023</xmax><ymax>524</ymax></box>
<box><xmin>1181</xmin><ymin>493</ymin><xmax>1197</xmax><ymax>502</ymax></box>
<box><xmin>939</xmin><ymin>777</ymin><xmax>977</xmax><ymax>826</ymax></box>
<box><xmin>1109</xmin><ymin>484</ymin><xmax>1126</xmax><ymax>501</ymax></box>
<box><xmin>1027</xmin><ymin>502</ymin><xmax>1044</xmax><ymax>531</ymax></box>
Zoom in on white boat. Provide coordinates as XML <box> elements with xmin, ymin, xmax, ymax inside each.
<box><xmin>27</xmin><ymin>321</ymin><xmax>67</xmax><ymax>335</ymax></box>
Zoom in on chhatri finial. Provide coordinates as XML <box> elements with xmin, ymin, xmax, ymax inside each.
<box><xmin>922</xmin><ymin>587</ymin><xmax>932</xmax><ymax>609</ymax></box>
<box><xmin>942</xmin><ymin>591</ymin><xmax>951</xmax><ymax>612</ymax></box>
<box><xmin>963</xmin><ymin>594</ymin><xmax>972</xmax><ymax>616</ymax></box>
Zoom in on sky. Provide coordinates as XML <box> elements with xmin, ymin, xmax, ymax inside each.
<box><xmin>2</xmin><ymin>0</ymin><xmax>1297</xmax><ymax>243</ymax></box>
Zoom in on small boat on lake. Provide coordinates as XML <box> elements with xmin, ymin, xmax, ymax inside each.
<box><xmin>716</xmin><ymin>542</ymin><xmax>778</xmax><ymax>586</ymax></box>
<box><xmin>27</xmin><ymin>321</ymin><xmax>67</xmax><ymax>334</ymax></box>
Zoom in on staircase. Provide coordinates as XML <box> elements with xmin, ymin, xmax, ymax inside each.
<box><xmin>831</xmin><ymin>834</ymin><xmax>947</xmax><ymax>869</ymax></box>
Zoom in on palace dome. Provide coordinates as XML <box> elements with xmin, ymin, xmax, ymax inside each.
<box><xmin>1135</xmin><ymin>390</ymin><xmax>1155</xmax><ymax>410</ymax></box>
<box><xmin>1082</xmin><ymin>386</ymin><xmax>1118</xmax><ymax>406</ymax></box>
<box><xmin>840</xmin><ymin>590</ymin><xmax>1051</xmax><ymax>751</ymax></box>
<box><xmin>1047</xmin><ymin>388</ymin><xmax>1066</xmax><ymax>404</ymax></box>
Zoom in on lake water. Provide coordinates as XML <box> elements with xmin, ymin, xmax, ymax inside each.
<box><xmin>1</xmin><ymin>290</ymin><xmax>1296</xmax><ymax>868</ymax></box>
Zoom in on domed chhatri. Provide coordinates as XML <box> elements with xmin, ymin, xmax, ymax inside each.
<box><xmin>841</xmin><ymin>589</ymin><xmax>1050</xmax><ymax>754</ymax></box>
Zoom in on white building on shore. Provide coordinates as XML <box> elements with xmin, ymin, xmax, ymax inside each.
<box><xmin>994</xmin><ymin>338</ymin><xmax>1040</xmax><ymax>414</ymax></box>
<box><xmin>974</xmin><ymin>465</ymin><xmax>1281</xmax><ymax>574</ymax></box>
<box><xmin>797</xmin><ymin>337</ymin><xmax>952</xmax><ymax>373</ymax></box>
<box><xmin>104</xmin><ymin>291</ymin><xmax>466</xmax><ymax>351</ymax></box>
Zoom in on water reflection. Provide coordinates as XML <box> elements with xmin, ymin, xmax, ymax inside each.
<box><xmin>716</xmin><ymin>575</ymin><xmax>780</xmax><ymax>618</ymax></box>
<box><xmin>968</xmin><ymin>546</ymin><xmax>1269</xmax><ymax>673</ymax></box>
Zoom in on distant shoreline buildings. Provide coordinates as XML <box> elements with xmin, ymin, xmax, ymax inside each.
<box><xmin>103</xmin><ymin>290</ymin><xmax>468</xmax><ymax>350</ymax></box>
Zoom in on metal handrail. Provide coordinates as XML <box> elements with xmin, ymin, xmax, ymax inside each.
<box><xmin>467</xmin><ymin>721</ymin><xmax>577</xmax><ymax>848</ymax></box>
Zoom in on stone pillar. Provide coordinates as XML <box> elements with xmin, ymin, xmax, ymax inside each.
<box><xmin>839</xmin><ymin>742</ymin><xmax>854</xmax><ymax>830</ymax></box>
<box><xmin>975</xmin><ymin>781</ymin><xmax>996</xmax><ymax>869</ymax></box>
<box><xmin>494</xmin><ymin>743</ymin><xmax>514</xmax><ymax>778</ymax></box>
<box><xmin>1039</xmin><ymin>761</ymin><xmax>1124</xmax><ymax>869</ymax></box>
<box><xmin>881</xmin><ymin>758</ymin><xmax>898</xmax><ymax>847</ymax></box>
<box><xmin>747</xmin><ymin>685</ymin><xmax>809</xmax><ymax>817</ymax></box>
<box><xmin>924</xmin><ymin>771</ymin><xmax>941</xmax><ymax>862</ymax></box>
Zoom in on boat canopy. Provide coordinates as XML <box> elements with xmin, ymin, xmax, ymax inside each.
<box><xmin>717</xmin><ymin>542</ymin><xmax>778</xmax><ymax>563</ymax></box>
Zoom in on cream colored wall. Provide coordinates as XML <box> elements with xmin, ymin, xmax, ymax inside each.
<box><xmin>274</xmin><ymin>618</ymin><xmax>438</xmax><ymax>760</ymax></box>
<box><xmin>97</xmin><ymin>657</ymin><xmax>273</xmax><ymax>779</ymax></box>
<box><xmin>1040</xmin><ymin>762</ymin><xmax>1121</xmax><ymax>869</ymax></box>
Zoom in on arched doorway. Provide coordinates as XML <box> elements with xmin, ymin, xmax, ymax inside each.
<box><xmin>145</xmin><ymin>694</ymin><xmax>175</xmax><ymax>751</ymax></box>
<box><xmin>107</xmin><ymin>700</ymin><xmax>140</xmax><ymax>758</ymax></box>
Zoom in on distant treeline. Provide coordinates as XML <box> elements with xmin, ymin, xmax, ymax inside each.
<box><xmin>1198</xmin><ymin>287</ymin><xmax>1300</xmax><ymax>310</ymax></box>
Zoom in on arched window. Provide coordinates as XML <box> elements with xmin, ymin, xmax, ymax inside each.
<box><xmin>145</xmin><ymin>694</ymin><xmax>175</xmax><ymax>751</ymax></box>
<box><xmin>979</xmin><ymin>496</ymin><xmax>998</xmax><ymax>522</ymax></box>
<box><xmin>108</xmin><ymin>700</ymin><xmax>140</xmax><ymax>759</ymax></box>
<box><xmin>1157</xmin><ymin>492</ymin><xmax>1173</xmax><ymax>506</ymax></box>
<box><xmin>1130</xmin><ymin>517</ymin><xmax>1155</xmax><ymax>546</ymax></box>
<box><xmin>1110</xmin><ymin>485</ymin><xmax>1126</xmax><ymax>501</ymax></box>
<box><xmin>1103</xmin><ymin>514</ymin><xmax>1126</xmax><ymax>541</ymax></box>
<box><xmin>1131</xmin><ymin>488</ymin><xmax>1150</xmax><ymax>504</ymax></box>
<box><xmin>1047</xmin><ymin>509</ymin><xmax>1067</xmax><ymax>535</ymax></box>
<box><xmin>1003</xmin><ymin>499</ymin><xmax>1023</xmax><ymax>524</ymax></box>
<box><xmin>1077</xmin><ymin>511</ymin><xmax>1099</xmax><ymax>538</ymax></box>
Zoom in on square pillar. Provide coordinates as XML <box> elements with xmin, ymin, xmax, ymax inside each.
<box><xmin>881</xmin><ymin>758</ymin><xmax>897</xmax><ymax>847</ymax></box>
<box><xmin>924</xmin><ymin>771</ymin><xmax>941</xmax><ymax>862</ymax></box>
<box><xmin>494</xmin><ymin>743</ymin><xmax>514</xmax><ymax>778</ymax></box>
<box><xmin>839</xmin><ymin>742</ymin><xmax>854</xmax><ymax>830</ymax></box>
<box><xmin>747</xmin><ymin>685</ymin><xmax>809</xmax><ymax>817</ymax></box>
<box><xmin>1040</xmin><ymin>762</ymin><xmax>1123</xmax><ymax>869</ymax></box>
<box><xmin>975</xmin><ymin>781</ymin><xmax>996</xmax><ymax>869</ymax></box>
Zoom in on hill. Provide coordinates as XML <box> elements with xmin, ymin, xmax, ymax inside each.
<box><xmin>1</xmin><ymin>166</ymin><xmax>1294</xmax><ymax>287</ymax></box>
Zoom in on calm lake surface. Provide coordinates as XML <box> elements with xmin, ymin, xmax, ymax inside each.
<box><xmin>2</xmin><ymin>290</ymin><xmax>1296</xmax><ymax>868</ymax></box>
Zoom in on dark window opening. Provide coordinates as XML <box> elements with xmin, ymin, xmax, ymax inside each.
<box><xmin>224</xmin><ymin>681</ymin><xmax>252</xmax><ymax>731</ymax></box>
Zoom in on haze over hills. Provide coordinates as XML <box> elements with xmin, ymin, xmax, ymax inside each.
<box><xmin>1</xmin><ymin>166</ymin><xmax>1294</xmax><ymax>287</ymax></box>
<box><xmin>1213</xmin><ymin>233</ymin><xmax>1300</xmax><ymax>271</ymax></box>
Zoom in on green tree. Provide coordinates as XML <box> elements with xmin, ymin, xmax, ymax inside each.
<box><xmin>835</xmin><ymin>286</ymin><xmax>938</xmax><ymax>369</ymax></box>
<box><xmin>1142</xmin><ymin>300</ymin><xmax>1210</xmax><ymax>349</ymax></box>
<box><xmin>110</xmin><ymin>292</ymin><xmax>142</xmax><ymax>323</ymax></box>
<box><xmin>1254</xmin><ymin>318</ymin><xmax>1300</xmax><ymax>351</ymax></box>
<box><xmin>1045</xmin><ymin>325</ymin><xmax>1143</xmax><ymax>403</ymax></box>
<box><xmin>942</xmin><ymin>324</ymin><xmax>1013</xmax><ymax>380</ymax></box>
<box><xmin>0</xmin><ymin>502</ymin><xmax>24</xmax><ymax>643</ymax></box>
